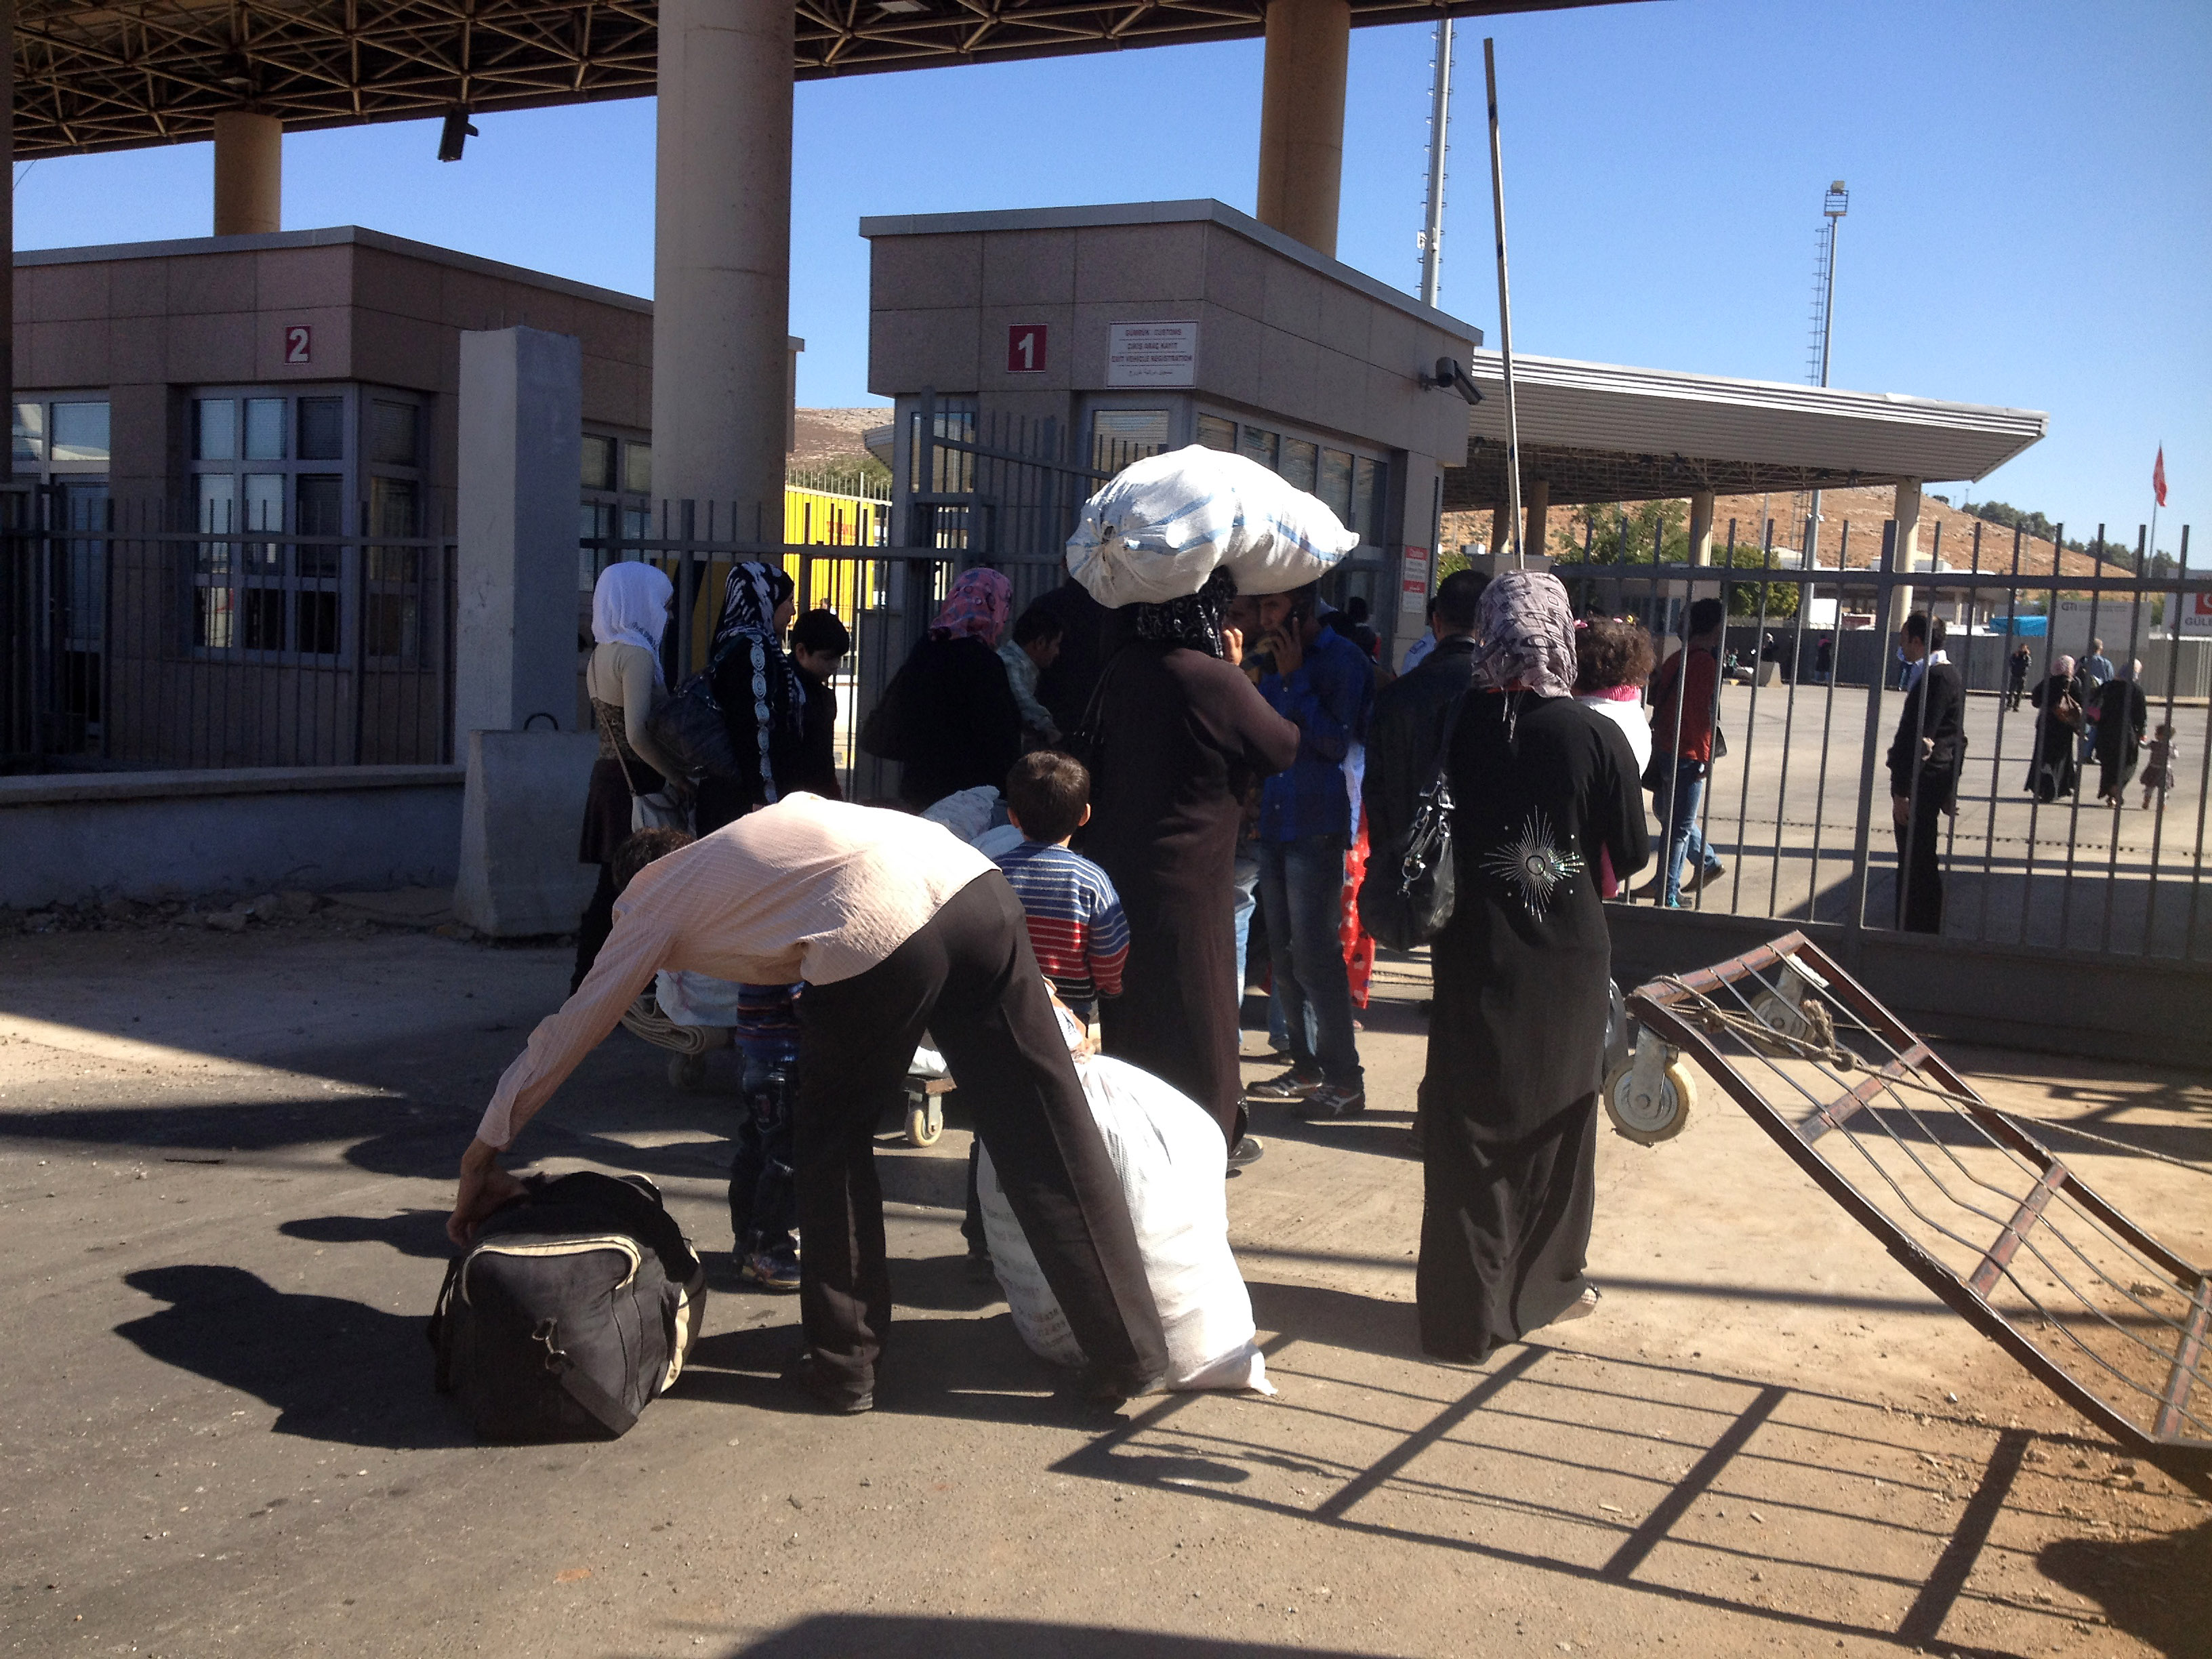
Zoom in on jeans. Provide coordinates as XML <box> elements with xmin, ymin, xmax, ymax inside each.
<box><xmin>730</xmin><ymin>1051</ymin><xmax>798</xmax><ymax>1259</ymax></box>
<box><xmin>1655</xmin><ymin>754</ymin><xmax>1723</xmax><ymax>906</ymax></box>
<box><xmin>1231</xmin><ymin>846</ymin><xmax>1260</xmax><ymax>1019</ymax></box>
<box><xmin>1256</xmin><ymin>835</ymin><xmax>1361</xmax><ymax>1087</ymax></box>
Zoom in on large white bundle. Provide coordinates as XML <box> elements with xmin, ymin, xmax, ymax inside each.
<box><xmin>1065</xmin><ymin>445</ymin><xmax>1359</xmax><ymax>607</ymax></box>
<box><xmin>977</xmin><ymin>1054</ymin><xmax>1271</xmax><ymax>1393</ymax></box>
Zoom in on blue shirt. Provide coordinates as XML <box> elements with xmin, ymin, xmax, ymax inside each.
<box><xmin>1258</xmin><ymin>625</ymin><xmax>1373</xmax><ymax>843</ymax></box>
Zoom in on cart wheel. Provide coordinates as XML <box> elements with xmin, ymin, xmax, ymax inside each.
<box><xmin>1603</xmin><ymin>1057</ymin><xmax>1696</xmax><ymax>1145</ymax></box>
<box><xmin>667</xmin><ymin>1052</ymin><xmax>708</xmax><ymax>1092</ymax></box>
<box><xmin>905</xmin><ymin>1092</ymin><xmax>944</xmax><ymax>1148</ymax></box>
<box><xmin>1748</xmin><ymin>991</ymin><xmax>1809</xmax><ymax>1044</ymax></box>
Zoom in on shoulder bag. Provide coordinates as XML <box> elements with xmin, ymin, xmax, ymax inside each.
<box><xmin>1357</xmin><ymin>691</ymin><xmax>1465</xmax><ymax>951</ymax></box>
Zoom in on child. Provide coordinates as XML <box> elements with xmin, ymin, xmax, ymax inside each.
<box><xmin>788</xmin><ymin>608</ymin><xmax>851</xmax><ymax>798</ymax></box>
<box><xmin>2141</xmin><ymin>723</ymin><xmax>2177</xmax><ymax>811</ymax></box>
<box><xmin>993</xmin><ymin>750</ymin><xmax>1128</xmax><ymax>1021</ymax></box>
<box><xmin>962</xmin><ymin>751</ymin><xmax>1128</xmax><ymax>1269</ymax></box>
<box><xmin>998</xmin><ymin>606</ymin><xmax>1066</xmax><ymax>748</ymax></box>
<box><xmin>729</xmin><ymin>981</ymin><xmax>802</xmax><ymax>1292</ymax></box>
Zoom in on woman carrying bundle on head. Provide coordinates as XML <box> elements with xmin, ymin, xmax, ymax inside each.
<box><xmin>1083</xmin><ymin>571</ymin><xmax>1300</xmax><ymax>1166</ymax></box>
<box><xmin>1417</xmin><ymin>571</ymin><xmax>1649</xmax><ymax>1364</ymax></box>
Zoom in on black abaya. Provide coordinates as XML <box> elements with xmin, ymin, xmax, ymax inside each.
<box><xmin>1085</xmin><ymin>641</ymin><xmax>1298</xmax><ymax>1144</ymax></box>
<box><xmin>1418</xmin><ymin>691</ymin><xmax>1648</xmax><ymax>1363</ymax></box>
<box><xmin>2026</xmin><ymin>673</ymin><xmax>2085</xmax><ymax>803</ymax></box>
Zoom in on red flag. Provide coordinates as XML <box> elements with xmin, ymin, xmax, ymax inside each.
<box><xmin>2152</xmin><ymin>446</ymin><xmax>2167</xmax><ymax>508</ymax></box>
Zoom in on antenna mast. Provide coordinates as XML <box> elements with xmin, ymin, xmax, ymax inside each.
<box><xmin>1418</xmin><ymin>20</ymin><xmax>1453</xmax><ymax>308</ymax></box>
<box><xmin>1803</xmin><ymin>180</ymin><xmax>1847</xmax><ymax>568</ymax></box>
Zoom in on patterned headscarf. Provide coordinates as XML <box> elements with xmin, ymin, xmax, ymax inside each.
<box><xmin>591</xmin><ymin>561</ymin><xmax>674</xmax><ymax>682</ymax></box>
<box><xmin>932</xmin><ymin>568</ymin><xmax>1012</xmax><ymax>645</ymax></box>
<box><xmin>1130</xmin><ymin>567</ymin><xmax>1239</xmax><ymax>658</ymax></box>
<box><xmin>710</xmin><ymin>560</ymin><xmax>802</xmax><ymax>804</ymax></box>
<box><xmin>1472</xmin><ymin>569</ymin><xmax>1578</xmax><ymax>699</ymax></box>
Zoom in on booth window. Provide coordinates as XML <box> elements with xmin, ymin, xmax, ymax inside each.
<box><xmin>186</xmin><ymin>386</ymin><xmax>427</xmax><ymax>661</ymax></box>
<box><xmin>12</xmin><ymin>396</ymin><xmax>112</xmax><ymax>729</ymax></box>
<box><xmin>1196</xmin><ymin>414</ymin><xmax>1237</xmax><ymax>453</ymax></box>
<box><xmin>579</xmin><ymin>430</ymin><xmax>655</xmax><ymax>593</ymax></box>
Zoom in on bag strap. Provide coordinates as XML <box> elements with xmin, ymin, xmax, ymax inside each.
<box><xmin>591</xmin><ymin>699</ymin><xmax>645</xmax><ymax>803</ymax></box>
<box><xmin>426</xmin><ymin>1253</ymin><xmax>466</xmax><ymax>1393</ymax></box>
<box><xmin>1421</xmin><ymin>690</ymin><xmax>1467</xmax><ymax>797</ymax></box>
<box><xmin>532</xmin><ymin>1318</ymin><xmax>640</xmax><ymax>1437</ymax></box>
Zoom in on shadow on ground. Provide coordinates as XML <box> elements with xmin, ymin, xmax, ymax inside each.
<box><xmin>115</xmin><ymin>1265</ymin><xmax>469</xmax><ymax>1450</ymax></box>
<box><xmin>724</xmin><ymin>1618</ymin><xmax>1388</xmax><ymax>1658</ymax></box>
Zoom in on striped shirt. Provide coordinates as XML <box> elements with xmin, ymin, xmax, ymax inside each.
<box><xmin>993</xmin><ymin>839</ymin><xmax>1129</xmax><ymax>1003</ymax></box>
<box><xmin>476</xmin><ymin>795</ymin><xmax>992</xmax><ymax>1149</ymax></box>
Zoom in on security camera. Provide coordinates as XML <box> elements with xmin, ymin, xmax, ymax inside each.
<box><xmin>1420</xmin><ymin>356</ymin><xmax>1484</xmax><ymax>407</ymax></box>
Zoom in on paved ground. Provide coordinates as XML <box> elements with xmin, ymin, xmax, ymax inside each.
<box><xmin>1</xmin><ymin>910</ymin><xmax>2207</xmax><ymax>1658</ymax></box>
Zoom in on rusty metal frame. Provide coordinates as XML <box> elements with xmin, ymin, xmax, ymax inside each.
<box><xmin>1626</xmin><ymin>931</ymin><xmax>2210</xmax><ymax>1469</ymax></box>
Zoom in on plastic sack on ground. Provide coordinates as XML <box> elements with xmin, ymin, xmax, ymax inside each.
<box><xmin>921</xmin><ymin>785</ymin><xmax>1004</xmax><ymax>846</ymax></box>
<box><xmin>977</xmin><ymin>1054</ymin><xmax>1272</xmax><ymax>1393</ymax></box>
<box><xmin>1064</xmin><ymin>445</ymin><xmax>1359</xmax><ymax>608</ymax></box>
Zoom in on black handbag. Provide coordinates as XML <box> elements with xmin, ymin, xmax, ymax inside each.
<box><xmin>857</xmin><ymin>660</ymin><xmax>917</xmax><ymax>761</ymax></box>
<box><xmin>647</xmin><ymin>645</ymin><xmax>745</xmax><ymax>781</ymax></box>
<box><xmin>1358</xmin><ymin>693</ymin><xmax>1465</xmax><ymax>951</ymax></box>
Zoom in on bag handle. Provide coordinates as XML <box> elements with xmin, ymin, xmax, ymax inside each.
<box><xmin>532</xmin><ymin>1318</ymin><xmax>640</xmax><ymax>1437</ymax></box>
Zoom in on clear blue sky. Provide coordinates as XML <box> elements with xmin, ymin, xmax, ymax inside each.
<box><xmin>18</xmin><ymin>0</ymin><xmax>2208</xmax><ymax>550</ymax></box>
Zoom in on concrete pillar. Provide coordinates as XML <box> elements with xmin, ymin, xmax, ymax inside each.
<box><xmin>652</xmin><ymin>0</ymin><xmax>795</xmax><ymax>523</ymax></box>
<box><xmin>1523</xmin><ymin>478</ymin><xmax>1550</xmax><ymax>563</ymax></box>
<box><xmin>455</xmin><ymin>327</ymin><xmax>584</xmax><ymax>743</ymax></box>
<box><xmin>1490</xmin><ymin>504</ymin><xmax>1509</xmax><ymax>562</ymax></box>
<box><xmin>211</xmin><ymin>111</ymin><xmax>282</xmax><ymax>236</ymax></box>
<box><xmin>1889</xmin><ymin>478</ymin><xmax>1921</xmax><ymax>635</ymax></box>
<box><xmin>1687</xmin><ymin>489</ymin><xmax>1716</xmax><ymax>566</ymax></box>
<box><xmin>1256</xmin><ymin>0</ymin><xmax>1350</xmax><ymax>258</ymax></box>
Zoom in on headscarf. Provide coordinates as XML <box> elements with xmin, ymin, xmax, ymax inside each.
<box><xmin>1472</xmin><ymin>569</ymin><xmax>1578</xmax><ymax>699</ymax></box>
<box><xmin>710</xmin><ymin>560</ymin><xmax>802</xmax><ymax>805</ymax></box>
<box><xmin>2053</xmin><ymin>655</ymin><xmax>2076</xmax><ymax>679</ymax></box>
<box><xmin>932</xmin><ymin>568</ymin><xmax>1012</xmax><ymax>646</ymax></box>
<box><xmin>1130</xmin><ymin>567</ymin><xmax>1238</xmax><ymax>658</ymax></box>
<box><xmin>591</xmin><ymin>561</ymin><xmax>674</xmax><ymax>682</ymax></box>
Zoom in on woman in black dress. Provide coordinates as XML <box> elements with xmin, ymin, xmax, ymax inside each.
<box><xmin>886</xmin><ymin>569</ymin><xmax>1024</xmax><ymax>809</ymax></box>
<box><xmin>2026</xmin><ymin>655</ymin><xmax>2086</xmax><ymax>804</ymax></box>
<box><xmin>1085</xmin><ymin>570</ymin><xmax>1300</xmax><ymax>1153</ymax></box>
<box><xmin>694</xmin><ymin>561</ymin><xmax>803</xmax><ymax>835</ymax></box>
<box><xmin>1418</xmin><ymin>571</ymin><xmax>1649</xmax><ymax>1363</ymax></box>
<box><xmin>2091</xmin><ymin>660</ymin><xmax>2148</xmax><ymax>802</ymax></box>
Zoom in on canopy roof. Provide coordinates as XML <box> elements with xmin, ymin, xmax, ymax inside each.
<box><xmin>14</xmin><ymin>1</ymin><xmax>1638</xmax><ymax>159</ymax></box>
<box><xmin>1445</xmin><ymin>350</ymin><xmax>2048</xmax><ymax>510</ymax></box>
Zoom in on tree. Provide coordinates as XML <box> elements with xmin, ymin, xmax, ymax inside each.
<box><xmin>1553</xmin><ymin>501</ymin><xmax>1798</xmax><ymax>618</ymax></box>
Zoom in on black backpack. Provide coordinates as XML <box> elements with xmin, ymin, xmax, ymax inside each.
<box><xmin>429</xmin><ymin>1171</ymin><xmax>706</xmax><ymax>1442</ymax></box>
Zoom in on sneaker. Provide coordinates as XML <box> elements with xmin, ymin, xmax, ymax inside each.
<box><xmin>781</xmin><ymin>1351</ymin><xmax>873</xmax><ymax>1414</ymax></box>
<box><xmin>741</xmin><ymin>1250</ymin><xmax>802</xmax><ymax>1294</ymax></box>
<box><xmin>1298</xmin><ymin>1083</ymin><xmax>1368</xmax><ymax>1120</ymax></box>
<box><xmin>1247</xmin><ymin>1068</ymin><xmax>1322</xmax><ymax>1102</ymax></box>
<box><xmin>1225</xmin><ymin>1134</ymin><xmax>1266</xmax><ymax>1170</ymax></box>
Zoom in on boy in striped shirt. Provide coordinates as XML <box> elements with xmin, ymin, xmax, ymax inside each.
<box><xmin>993</xmin><ymin>751</ymin><xmax>1129</xmax><ymax>1019</ymax></box>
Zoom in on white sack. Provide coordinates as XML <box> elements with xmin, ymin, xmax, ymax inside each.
<box><xmin>921</xmin><ymin>785</ymin><xmax>1002</xmax><ymax>846</ymax></box>
<box><xmin>1065</xmin><ymin>445</ymin><xmax>1359</xmax><ymax>608</ymax></box>
<box><xmin>655</xmin><ymin>969</ymin><xmax>743</xmax><ymax>1028</ymax></box>
<box><xmin>977</xmin><ymin>1054</ymin><xmax>1272</xmax><ymax>1393</ymax></box>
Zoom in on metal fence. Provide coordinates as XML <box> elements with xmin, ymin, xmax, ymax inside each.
<box><xmin>1557</xmin><ymin>517</ymin><xmax>2210</xmax><ymax>964</ymax></box>
<box><xmin>2</xmin><ymin>497</ymin><xmax>457</xmax><ymax>772</ymax></box>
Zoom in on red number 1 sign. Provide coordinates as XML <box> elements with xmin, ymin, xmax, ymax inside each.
<box><xmin>284</xmin><ymin>325</ymin><xmax>313</xmax><ymax>365</ymax></box>
<box><xmin>1006</xmin><ymin>324</ymin><xmax>1047</xmax><ymax>373</ymax></box>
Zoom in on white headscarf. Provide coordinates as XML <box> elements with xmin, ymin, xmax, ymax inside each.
<box><xmin>592</xmin><ymin>561</ymin><xmax>674</xmax><ymax>681</ymax></box>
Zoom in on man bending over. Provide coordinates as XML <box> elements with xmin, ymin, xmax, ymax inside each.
<box><xmin>447</xmin><ymin>795</ymin><xmax>1166</xmax><ymax>1414</ymax></box>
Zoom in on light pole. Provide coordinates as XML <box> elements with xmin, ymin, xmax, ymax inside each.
<box><xmin>1805</xmin><ymin>180</ymin><xmax>1847</xmax><ymax>571</ymax></box>
<box><xmin>1418</xmin><ymin>20</ymin><xmax>1452</xmax><ymax>309</ymax></box>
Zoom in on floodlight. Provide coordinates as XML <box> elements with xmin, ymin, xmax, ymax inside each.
<box><xmin>438</xmin><ymin>107</ymin><xmax>479</xmax><ymax>163</ymax></box>
<box><xmin>1824</xmin><ymin>180</ymin><xmax>1849</xmax><ymax>219</ymax></box>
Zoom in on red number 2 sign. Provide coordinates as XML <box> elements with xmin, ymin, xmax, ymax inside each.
<box><xmin>1006</xmin><ymin>324</ymin><xmax>1047</xmax><ymax>373</ymax></box>
<box><xmin>284</xmin><ymin>325</ymin><xmax>312</xmax><ymax>365</ymax></box>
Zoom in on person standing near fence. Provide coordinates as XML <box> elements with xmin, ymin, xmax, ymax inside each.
<box><xmin>2005</xmin><ymin>642</ymin><xmax>2032</xmax><ymax>711</ymax></box>
<box><xmin>1417</xmin><ymin>571</ymin><xmax>1649</xmax><ymax>1362</ymax></box>
<box><xmin>2078</xmin><ymin>638</ymin><xmax>2114</xmax><ymax>766</ymax></box>
<box><xmin>1639</xmin><ymin>598</ymin><xmax>1727</xmax><ymax>907</ymax></box>
<box><xmin>874</xmin><ymin>569</ymin><xmax>1023</xmax><ymax>810</ymax></box>
<box><xmin>573</xmin><ymin>562</ymin><xmax>685</xmax><ymax>993</ymax></box>
<box><xmin>788</xmin><ymin>608</ymin><xmax>851</xmax><ymax>799</ymax></box>
<box><xmin>998</xmin><ymin>605</ymin><xmax>1066</xmax><ymax>748</ymax></box>
<box><xmin>695</xmin><ymin>562</ymin><xmax>802</xmax><ymax>835</ymax></box>
<box><xmin>1888</xmin><ymin>613</ymin><xmax>1963</xmax><ymax>934</ymax></box>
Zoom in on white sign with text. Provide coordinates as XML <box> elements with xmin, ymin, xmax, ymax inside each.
<box><xmin>1106</xmin><ymin>321</ymin><xmax>1197</xmax><ymax>387</ymax></box>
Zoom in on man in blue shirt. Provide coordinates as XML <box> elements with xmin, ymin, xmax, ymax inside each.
<box><xmin>1248</xmin><ymin>582</ymin><xmax>1374</xmax><ymax>1118</ymax></box>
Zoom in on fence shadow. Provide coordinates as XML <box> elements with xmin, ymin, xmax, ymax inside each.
<box><xmin>723</xmin><ymin>1617</ymin><xmax>1390</xmax><ymax>1658</ymax></box>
